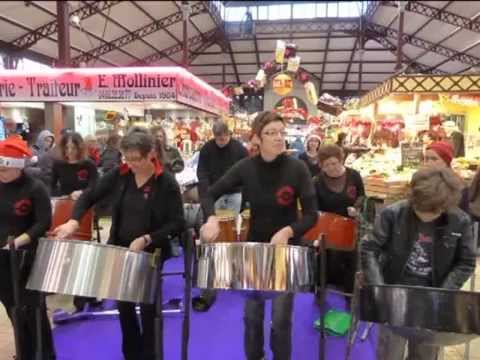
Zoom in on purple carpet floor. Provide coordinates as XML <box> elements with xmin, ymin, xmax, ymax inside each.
<box><xmin>52</xmin><ymin>257</ymin><xmax>377</xmax><ymax>360</ymax></box>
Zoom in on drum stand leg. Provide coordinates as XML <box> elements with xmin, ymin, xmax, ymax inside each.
<box><xmin>345</xmin><ymin>272</ymin><xmax>362</xmax><ymax>360</ymax></box>
<box><xmin>35</xmin><ymin>294</ymin><xmax>45</xmax><ymax>360</ymax></box>
<box><xmin>9</xmin><ymin>245</ymin><xmax>24</xmax><ymax>360</ymax></box>
<box><xmin>155</xmin><ymin>262</ymin><xmax>164</xmax><ymax>360</ymax></box>
<box><xmin>317</xmin><ymin>235</ymin><xmax>327</xmax><ymax>360</ymax></box>
<box><xmin>181</xmin><ymin>230</ymin><xmax>194</xmax><ymax>360</ymax></box>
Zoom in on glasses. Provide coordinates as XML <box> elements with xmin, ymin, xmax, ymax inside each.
<box><xmin>123</xmin><ymin>155</ymin><xmax>146</xmax><ymax>163</ymax></box>
<box><xmin>262</xmin><ymin>130</ymin><xmax>287</xmax><ymax>138</ymax></box>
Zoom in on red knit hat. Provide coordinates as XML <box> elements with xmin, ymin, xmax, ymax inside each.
<box><xmin>426</xmin><ymin>141</ymin><xmax>454</xmax><ymax>167</ymax></box>
<box><xmin>0</xmin><ymin>135</ymin><xmax>32</xmax><ymax>168</ymax></box>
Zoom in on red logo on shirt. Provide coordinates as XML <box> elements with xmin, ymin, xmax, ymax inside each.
<box><xmin>346</xmin><ymin>185</ymin><xmax>357</xmax><ymax>200</ymax></box>
<box><xmin>276</xmin><ymin>185</ymin><xmax>295</xmax><ymax>206</ymax></box>
<box><xmin>143</xmin><ymin>185</ymin><xmax>152</xmax><ymax>199</ymax></box>
<box><xmin>14</xmin><ymin>199</ymin><xmax>32</xmax><ymax>216</ymax></box>
<box><xmin>77</xmin><ymin>169</ymin><xmax>88</xmax><ymax>181</ymax></box>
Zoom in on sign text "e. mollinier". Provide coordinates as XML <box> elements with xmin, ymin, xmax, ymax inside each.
<box><xmin>0</xmin><ymin>67</ymin><xmax>229</xmax><ymax>115</ymax></box>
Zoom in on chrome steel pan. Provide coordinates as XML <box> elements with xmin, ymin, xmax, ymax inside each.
<box><xmin>27</xmin><ymin>238</ymin><xmax>160</xmax><ymax>304</ymax></box>
<box><xmin>359</xmin><ymin>284</ymin><xmax>480</xmax><ymax>346</ymax></box>
<box><xmin>195</xmin><ymin>242</ymin><xmax>316</xmax><ymax>294</ymax></box>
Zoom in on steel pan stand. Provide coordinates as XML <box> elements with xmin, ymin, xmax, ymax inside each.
<box><xmin>9</xmin><ymin>245</ymin><xmax>24</xmax><ymax>360</ymax></box>
<box><xmin>316</xmin><ymin>234</ymin><xmax>327</xmax><ymax>360</ymax></box>
<box><xmin>155</xmin><ymin>254</ymin><xmax>164</xmax><ymax>360</ymax></box>
<box><xmin>181</xmin><ymin>229</ymin><xmax>194</xmax><ymax>360</ymax></box>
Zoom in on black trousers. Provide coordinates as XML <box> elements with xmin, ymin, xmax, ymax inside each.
<box><xmin>117</xmin><ymin>301</ymin><xmax>156</xmax><ymax>360</ymax></box>
<box><xmin>326</xmin><ymin>249</ymin><xmax>357</xmax><ymax>294</ymax></box>
<box><xmin>0</xmin><ymin>251</ymin><xmax>56</xmax><ymax>359</ymax></box>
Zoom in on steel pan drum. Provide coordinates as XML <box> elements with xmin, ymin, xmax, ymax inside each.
<box><xmin>359</xmin><ymin>284</ymin><xmax>480</xmax><ymax>346</ymax></box>
<box><xmin>27</xmin><ymin>238</ymin><xmax>160</xmax><ymax>304</ymax></box>
<box><xmin>49</xmin><ymin>197</ymin><xmax>93</xmax><ymax>240</ymax></box>
<box><xmin>195</xmin><ymin>242</ymin><xmax>316</xmax><ymax>294</ymax></box>
<box><xmin>304</xmin><ymin>211</ymin><xmax>357</xmax><ymax>250</ymax></box>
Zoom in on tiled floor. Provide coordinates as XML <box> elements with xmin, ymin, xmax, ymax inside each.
<box><xmin>0</xmin><ymin>230</ymin><xmax>479</xmax><ymax>359</ymax></box>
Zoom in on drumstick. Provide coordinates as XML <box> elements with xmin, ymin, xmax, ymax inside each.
<box><xmin>236</xmin><ymin>214</ymin><xmax>243</xmax><ymax>241</ymax></box>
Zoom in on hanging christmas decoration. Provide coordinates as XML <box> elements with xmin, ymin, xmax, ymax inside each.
<box><xmin>275</xmin><ymin>40</ymin><xmax>286</xmax><ymax>64</ymax></box>
<box><xmin>287</xmin><ymin>56</ymin><xmax>301</xmax><ymax>73</ymax></box>
<box><xmin>272</xmin><ymin>73</ymin><xmax>294</xmax><ymax>96</ymax></box>
<box><xmin>304</xmin><ymin>81</ymin><xmax>318</xmax><ymax>105</ymax></box>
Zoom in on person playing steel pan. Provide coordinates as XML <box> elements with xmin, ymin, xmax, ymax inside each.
<box><xmin>362</xmin><ymin>166</ymin><xmax>476</xmax><ymax>360</ymax></box>
<box><xmin>0</xmin><ymin>135</ymin><xmax>56</xmax><ymax>359</ymax></box>
<box><xmin>50</xmin><ymin>131</ymin><xmax>99</xmax><ymax>312</ymax></box>
<box><xmin>200</xmin><ymin>111</ymin><xmax>318</xmax><ymax>360</ymax></box>
<box><xmin>193</xmin><ymin>120</ymin><xmax>248</xmax><ymax>312</ymax></box>
<box><xmin>52</xmin><ymin>127</ymin><xmax>185</xmax><ymax>360</ymax></box>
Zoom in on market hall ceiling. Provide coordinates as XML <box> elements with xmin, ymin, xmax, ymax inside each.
<box><xmin>0</xmin><ymin>1</ymin><xmax>479</xmax><ymax>97</ymax></box>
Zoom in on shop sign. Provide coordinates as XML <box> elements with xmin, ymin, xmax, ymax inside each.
<box><xmin>0</xmin><ymin>67</ymin><xmax>230</xmax><ymax>115</ymax></box>
<box><xmin>272</xmin><ymin>73</ymin><xmax>293</xmax><ymax>96</ymax></box>
<box><xmin>401</xmin><ymin>142</ymin><xmax>423</xmax><ymax>168</ymax></box>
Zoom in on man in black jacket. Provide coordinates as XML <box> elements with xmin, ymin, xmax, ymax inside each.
<box><xmin>193</xmin><ymin>121</ymin><xmax>248</xmax><ymax>311</ymax></box>
<box><xmin>361</xmin><ymin>166</ymin><xmax>476</xmax><ymax>360</ymax></box>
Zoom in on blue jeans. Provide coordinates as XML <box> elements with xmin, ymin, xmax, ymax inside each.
<box><xmin>244</xmin><ymin>294</ymin><xmax>294</xmax><ymax>360</ymax></box>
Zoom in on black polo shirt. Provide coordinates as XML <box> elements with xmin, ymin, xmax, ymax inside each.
<box><xmin>116</xmin><ymin>175</ymin><xmax>155</xmax><ymax>247</ymax></box>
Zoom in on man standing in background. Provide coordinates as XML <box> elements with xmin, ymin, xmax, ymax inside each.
<box><xmin>193</xmin><ymin>121</ymin><xmax>248</xmax><ymax>312</ymax></box>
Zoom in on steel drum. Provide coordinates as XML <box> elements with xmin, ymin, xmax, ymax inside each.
<box><xmin>27</xmin><ymin>238</ymin><xmax>160</xmax><ymax>304</ymax></box>
<box><xmin>49</xmin><ymin>197</ymin><xmax>93</xmax><ymax>241</ymax></box>
<box><xmin>303</xmin><ymin>211</ymin><xmax>357</xmax><ymax>250</ymax></box>
<box><xmin>195</xmin><ymin>242</ymin><xmax>316</xmax><ymax>294</ymax></box>
<box><xmin>359</xmin><ymin>284</ymin><xmax>480</xmax><ymax>346</ymax></box>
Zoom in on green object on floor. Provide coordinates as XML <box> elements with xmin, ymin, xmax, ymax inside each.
<box><xmin>314</xmin><ymin>310</ymin><xmax>352</xmax><ymax>336</ymax></box>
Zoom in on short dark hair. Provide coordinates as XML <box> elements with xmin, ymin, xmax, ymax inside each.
<box><xmin>251</xmin><ymin>111</ymin><xmax>284</xmax><ymax>137</ymax></box>
<box><xmin>409</xmin><ymin>167</ymin><xmax>463</xmax><ymax>213</ymax></box>
<box><xmin>318</xmin><ymin>144</ymin><xmax>344</xmax><ymax>164</ymax></box>
<box><xmin>59</xmin><ymin>132</ymin><xmax>86</xmax><ymax>161</ymax></box>
<box><xmin>120</xmin><ymin>127</ymin><xmax>154</xmax><ymax>157</ymax></box>
<box><xmin>212</xmin><ymin>121</ymin><xmax>229</xmax><ymax>136</ymax></box>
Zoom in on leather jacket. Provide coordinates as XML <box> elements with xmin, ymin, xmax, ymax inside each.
<box><xmin>361</xmin><ymin>200</ymin><xmax>476</xmax><ymax>289</ymax></box>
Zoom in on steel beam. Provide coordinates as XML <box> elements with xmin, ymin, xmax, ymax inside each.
<box><xmin>131</xmin><ymin>29</ymin><xmax>217</xmax><ymax>66</ymax></box>
<box><xmin>342</xmin><ymin>38</ymin><xmax>358</xmax><ymax>90</ymax></box>
<box><xmin>320</xmin><ymin>31</ymin><xmax>331</xmax><ymax>91</ymax></box>
<box><xmin>363</xmin><ymin>30</ymin><xmax>446</xmax><ymax>74</ymax></box>
<box><xmin>72</xmin><ymin>2</ymin><xmax>207</xmax><ymax>65</ymax></box>
<box><xmin>187</xmin><ymin>60</ymin><xmax>398</xmax><ymax>67</ymax></box>
<box><xmin>382</xmin><ymin>0</ymin><xmax>480</xmax><ymax>33</ymax></box>
<box><xmin>253</xmin><ymin>35</ymin><xmax>260</xmax><ymax>68</ymax></box>
<box><xmin>364</xmin><ymin>1</ymin><xmax>381</xmax><ymax>22</ymax></box>
<box><xmin>13</xmin><ymin>1</ymin><xmax>121</xmax><ymax>49</ymax></box>
<box><xmin>78</xmin><ymin>1</ymin><xmax>179</xmax><ymax>65</ymax></box>
<box><xmin>366</xmin><ymin>22</ymin><xmax>480</xmax><ymax>67</ymax></box>
<box><xmin>192</xmin><ymin>47</ymin><xmax>395</xmax><ymax>55</ymax></box>
<box><xmin>226</xmin><ymin>18</ymin><xmax>361</xmax><ymax>38</ymax></box>
<box><xmin>56</xmin><ymin>1</ymin><xmax>71</xmax><ymax>66</ymax></box>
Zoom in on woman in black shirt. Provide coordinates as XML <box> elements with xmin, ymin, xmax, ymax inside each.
<box><xmin>314</xmin><ymin>144</ymin><xmax>365</xmax><ymax>294</ymax></box>
<box><xmin>51</xmin><ymin>132</ymin><xmax>99</xmax><ymax>311</ymax></box>
<box><xmin>53</xmin><ymin>128</ymin><xmax>185</xmax><ymax>360</ymax></box>
<box><xmin>298</xmin><ymin>133</ymin><xmax>321</xmax><ymax>177</ymax></box>
<box><xmin>0</xmin><ymin>136</ymin><xmax>56</xmax><ymax>359</ymax></box>
<box><xmin>200</xmin><ymin>111</ymin><xmax>317</xmax><ymax>360</ymax></box>
<box><xmin>51</xmin><ymin>132</ymin><xmax>98</xmax><ymax>200</ymax></box>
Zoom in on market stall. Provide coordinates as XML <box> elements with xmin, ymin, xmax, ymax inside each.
<box><xmin>348</xmin><ymin>73</ymin><xmax>480</xmax><ymax>200</ymax></box>
<box><xmin>0</xmin><ymin>66</ymin><xmax>230</xmax><ymax>158</ymax></box>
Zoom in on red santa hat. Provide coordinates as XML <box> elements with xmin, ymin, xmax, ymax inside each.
<box><xmin>0</xmin><ymin>135</ymin><xmax>32</xmax><ymax>168</ymax></box>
